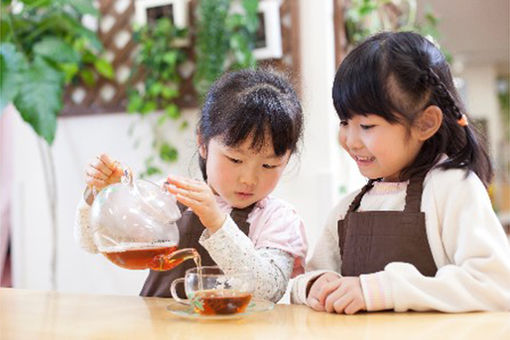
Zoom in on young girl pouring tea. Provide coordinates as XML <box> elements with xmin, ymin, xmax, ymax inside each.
<box><xmin>75</xmin><ymin>69</ymin><xmax>307</xmax><ymax>303</ymax></box>
<box><xmin>291</xmin><ymin>32</ymin><xmax>510</xmax><ymax>313</ymax></box>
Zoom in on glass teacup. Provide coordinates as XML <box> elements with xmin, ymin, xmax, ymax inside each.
<box><xmin>170</xmin><ymin>266</ymin><xmax>255</xmax><ymax>315</ymax></box>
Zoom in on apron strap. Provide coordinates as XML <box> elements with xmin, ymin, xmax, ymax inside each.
<box><xmin>403</xmin><ymin>173</ymin><xmax>426</xmax><ymax>212</ymax></box>
<box><xmin>347</xmin><ymin>179</ymin><xmax>377</xmax><ymax>212</ymax></box>
<box><xmin>230</xmin><ymin>203</ymin><xmax>256</xmax><ymax>234</ymax></box>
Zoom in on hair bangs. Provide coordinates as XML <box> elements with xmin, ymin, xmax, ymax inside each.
<box><xmin>333</xmin><ymin>35</ymin><xmax>400</xmax><ymax>123</ymax></box>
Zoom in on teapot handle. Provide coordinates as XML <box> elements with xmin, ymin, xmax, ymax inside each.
<box><xmin>121</xmin><ymin>167</ymin><xmax>134</xmax><ymax>186</ymax></box>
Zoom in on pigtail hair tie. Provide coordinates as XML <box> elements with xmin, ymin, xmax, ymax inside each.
<box><xmin>457</xmin><ymin>114</ymin><xmax>469</xmax><ymax>127</ymax></box>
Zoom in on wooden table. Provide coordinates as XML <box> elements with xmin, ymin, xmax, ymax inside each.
<box><xmin>1</xmin><ymin>288</ymin><xmax>509</xmax><ymax>339</ymax></box>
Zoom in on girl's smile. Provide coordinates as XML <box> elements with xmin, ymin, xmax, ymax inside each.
<box><xmin>353</xmin><ymin>155</ymin><xmax>376</xmax><ymax>167</ymax></box>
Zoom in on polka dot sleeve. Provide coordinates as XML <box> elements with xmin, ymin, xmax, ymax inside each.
<box><xmin>199</xmin><ymin>215</ymin><xmax>294</xmax><ymax>303</ymax></box>
<box><xmin>74</xmin><ymin>198</ymin><xmax>98</xmax><ymax>253</ymax></box>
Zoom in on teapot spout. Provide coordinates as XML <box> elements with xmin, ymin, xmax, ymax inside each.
<box><xmin>148</xmin><ymin>248</ymin><xmax>200</xmax><ymax>271</ymax></box>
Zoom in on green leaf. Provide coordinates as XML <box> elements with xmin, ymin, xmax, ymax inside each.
<box><xmin>164</xmin><ymin>104</ymin><xmax>180</xmax><ymax>120</ymax></box>
<box><xmin>80</xmin><ymin>69</ymin><xmax>95</xmax><ymax>86</ymax></box>
<box><xmin>13</xmin><ymin>57</ymin><xmax>63</xmax><ymax>144</ymax></box>
<box><xmin>226</xmin><ymin>14</ymin><xmax>244</xmax><ymax>30</ymax></box>
<box><xmin>82</xmin><ymin>50</ymin><xmax>96</xmax><ymax>64</ymax></box>
<box><xmin>159</xmin><ymin>143</ymin><xmax>178</xmax><ymax>163</ymax></box>
<box><xmin>19</xmin><ymin>0</ymin><xmax>50</xmax><ymax>6</ymax></box>
<box><xmin>148</xmin><ymin>82</ymin><xmax>163</xmax><ymax>97</ymax></box>
<box><xmin>161</xmin><ymin>86</ymin><xmax>178</xmax><ymax>100</ymax></box>
<box><xmin>140</xmin><ymin>101</ymin><xmax>157</xmax><ymax>114</ymax></box>
<box><xmin>242</xmin><ymin>0</ymin><xmax>258</xmax><ymax>14</ymax></box>
<box><xmin>94</xmin><ymin>58</ymin><xmax>114</xmax><ymax>79</ymax></box>
<box><xmin>59</xmin><ymin>62</ymin><xmax>79</xmax><ymax>83</ymax></box>
<box><xmin>179</xmin><ymin>120</ymin><xmax>189</xmax><ymax>131</ymax></box>
<box><xmin>157</xmin><ymin>114</ymin><xmax>167</xmax><ymax>126</ymax></box>
<box><xmin>33</xmin><ymin>37</ymin><xmax>80</xmax><ymax>63</ymax></box>
<box><xmin>0</xmin><ymin>20</ymin><xmax>11</xmax><ymax>42</ymax></box>
<box><xmin>127</xmin><ymin>93</ymin><xmax>143</xmax><ymax>113</ymax></box>
<box><xmin>60</xmin><ymin>0</ymin><xmax>99</xmax><ymax>15</ymax></box>
<box><xmin>142</xmin><ymin>166</ymin><xmax>162</xmax><ymax>178</ymax></box>
<box><xmin>0</xmin><ymin>43</ymin><xmax>26</xmax><ymax>113</ymax></box>
<box><xmin>162</xmin><ymin>51</ymin><xmax>178</xmax><ymax>66</ymax></box>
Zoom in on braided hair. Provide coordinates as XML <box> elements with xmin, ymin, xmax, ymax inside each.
<box><xmin>197</xmin><ymin>68</ymin><xmax>303</xmax><ymax>180</ymax></box>
<box><xmin>332</xmin><ymin>31</ymin><xmax>492</xmax><ymax>186</ymax></box>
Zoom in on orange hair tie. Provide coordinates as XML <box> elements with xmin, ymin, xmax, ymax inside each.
<box><xmin>457</xmin><ymin>114</ymin><xmax>468</xmax><ymax>127</ymax></box>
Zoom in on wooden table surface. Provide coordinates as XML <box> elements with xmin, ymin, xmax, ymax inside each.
<box><xmin>1</xmin><ymin>288</ymin><xmax>509</xmax><ymax>339</ymax></box>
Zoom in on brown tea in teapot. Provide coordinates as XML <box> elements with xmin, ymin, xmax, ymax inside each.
<box><xmin>102</xmin><ymin>246</ymin><xmax>201</xmax><ymax>271</ymax></box>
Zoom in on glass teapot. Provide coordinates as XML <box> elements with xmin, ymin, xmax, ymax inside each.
<box><xmin>89</xmin><ymin>169</ymin><xmax>198</xmax><ymax>271</ymax></box>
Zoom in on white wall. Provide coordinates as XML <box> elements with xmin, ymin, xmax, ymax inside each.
<box><xmin>8</xmin><ymin>0</ymin><xmax>364</xmax><ymax>296</ymax></box>
<box><xmin>10</xmin><ymin>108</ymin><xmax>202</xmax><ymax>294</ymax></box>
<box><xmin>461</xmin><ymin>64</ymin><xmax>503</xmax><ymax>162</ymax></box>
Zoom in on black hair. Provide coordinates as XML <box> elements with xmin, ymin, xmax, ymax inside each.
<box><xmin>198</xmin><ymin>68</ymin><xmax>303</xmax><ymax>180</ymax></box>
<box><xmin>332</xmin><ymin>31</ymin><xmax>493</xmax><ymax>186</ymax></box>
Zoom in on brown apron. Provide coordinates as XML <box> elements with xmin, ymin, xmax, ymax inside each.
<box><xmin>337</xmin><ymin>174</ymin><xmax>437</xmax><ymax>277</ymax></box>
<box><xmin>140</xmin><ymin>202</ymin><xmax>255</xmax><ymax>297</ymax></box>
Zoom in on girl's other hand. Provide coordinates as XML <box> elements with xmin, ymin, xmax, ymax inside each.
<box><xmin>164</xmin><ymin>175</ymin><xmax>226</xmax><ymax>233</ymax></box>
<box><xmin>306</xmin><ymin>272</ymin><xmax>341</xmax><ymax>312</ymax></box>
<box><xmin>85</xmin><ymin>153</ymin><xmax>123</xmax><ymax>192</ymax></box>
<box><xmin>318</xmin><ymin>276</ymin><xmax>366</xmax><ymax>315</ymax></box>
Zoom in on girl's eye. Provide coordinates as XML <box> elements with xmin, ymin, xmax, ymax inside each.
<box><xmin>340</xmin><ymin>120</ymin><xmax>348</xmax><ymax>127</ymax></box>
<box><xmin>262</xmin><ymin>164</ymin><xmax>278</xmax><ymax>169</ymax></box>
<box><xmin>227</xmin><ymin>156</ymin><xmax>242</xmax><ymax>164</ymax></box>
<box><xmin>360</xmin><ymin>124</ymin><xmax>375</xmax><ymax>130</ymax></box>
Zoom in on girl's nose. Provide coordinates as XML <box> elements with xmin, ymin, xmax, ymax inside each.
<box><xmin>343</xmin><ymin>128</ymin><xmax>362</xmax><ymax>151</ymax></box>
<box><xmin>240</xmin><ymin>168</ymin><xmax>257</xmax><ymax>187</ymax></box>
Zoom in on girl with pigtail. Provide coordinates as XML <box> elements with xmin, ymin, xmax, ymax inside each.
<box><xmin>291</xmin><ymin>31</ymin><xmax>510</xmax><ymax>313</ymax></box>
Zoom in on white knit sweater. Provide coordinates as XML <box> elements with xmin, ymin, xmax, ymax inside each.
<box><xmin>291</xmin><ymin>167</ymin><xmax>510</xmax><ymax>312</ymax></box>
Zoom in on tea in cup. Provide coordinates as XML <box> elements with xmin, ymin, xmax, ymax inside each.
<box><xmin>170</xmin><ymin>266</ymin><xmax>254</xmax><ymax>315</ymax></box>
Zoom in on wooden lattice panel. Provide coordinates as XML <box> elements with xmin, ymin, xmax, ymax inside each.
<box><xmin>62</xmin><ymin>0</ymin><xmax>301</xmax><ymax>116</ymax></box>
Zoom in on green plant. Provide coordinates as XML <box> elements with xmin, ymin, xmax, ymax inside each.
<box><xmin>344</xmin><ymin>0</ymin><xmax>446</xmax><ymax>57</ymax></box>
<box><xmin>129</xmin><ymin>0</ymin><xmax>259</xmax><ymax>176</ymax></box>
<box><xmin>0</xmin><ymin>0</ymin><xmax>111</xmax><ymax>291</ymax></box>
<box><xmin>0</xmin><ymin>0</ymin><xmax>113</xmax><ymax>144</ymax></box>
<box><xmin>127</xmin><ymin>18</ymin><xmax>188</xmax><ymax>177</ymax></box>
<box><xmin>194</xmin><ymin>0</ymin><xmax>258</xmax><ymax>99</ymax></box>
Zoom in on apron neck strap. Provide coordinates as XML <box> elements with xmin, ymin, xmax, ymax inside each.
<box><xmin>348</xmin><ymin>172</ymin><xmax>426</xmax><ymax>214</ymax></box>
<box><xmin>347</xmin><ymin>179</ymin><xmax>377</xmax><ymax>212</ymax></box>
<box><xmin>230</xmin><ymin>203</ymin><xmax>256</xmax><ymax>234</ymax></box>
<box><xmin>404</xmin><ymin>173</ymin><xmax>426</xmax><ymax>212</ymax></box>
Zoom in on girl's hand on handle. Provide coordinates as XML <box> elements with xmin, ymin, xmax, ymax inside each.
<box><xmin>85</xmin><ymin>153</ymin><xmax>124</xmax><ymax>192</ymax></box>
<box><xmin>164</xmin><ymin>175</ymin><xmax>226</xmax><ymax>233</ymax></box>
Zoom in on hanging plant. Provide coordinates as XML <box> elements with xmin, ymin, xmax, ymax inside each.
<box><xmin>194</xmin><ymin>0</ymin><xmax>259</xmax><ymax>99</ymax></box>
<box><xmin>128</xmin><ymin>0</ymin><xmax>259</xmax><ymax>176</ymax></box>
<box><xmin>126</xmin><ymin>18</ymin><xmax>188</xmax><ymax>178</ymax></box>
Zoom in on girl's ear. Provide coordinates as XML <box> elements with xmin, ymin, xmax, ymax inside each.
<box><xmin>197</xmin><ymin>134</ymin><xmax>207</xmax><ymax>158</ymax></box>
<box><xmin>414</xmin><ymin>105</ymin><xmax>443</xmax><ymax>141</ymax></box>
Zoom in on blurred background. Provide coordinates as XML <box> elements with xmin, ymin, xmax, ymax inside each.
<box><xmin>1</xmin><ymin>0</ymin><xmax>509</xmax><ymax>297</ymax></box>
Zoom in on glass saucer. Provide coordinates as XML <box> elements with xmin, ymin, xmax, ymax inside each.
<box><xmin>166</xmin><ymin>297</ymin><xmax>275</xmax><ymax>320</ymax></box>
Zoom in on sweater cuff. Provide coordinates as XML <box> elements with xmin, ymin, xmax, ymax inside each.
<box><xmin>360</xmin><ymin>271</ymin><xmax>394</xmax><ymax>311</ymax></box>
<box><xmin>291</xmin><ymin>270</ymin><xmax>340</xmax><ymax>305</ymax></box>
